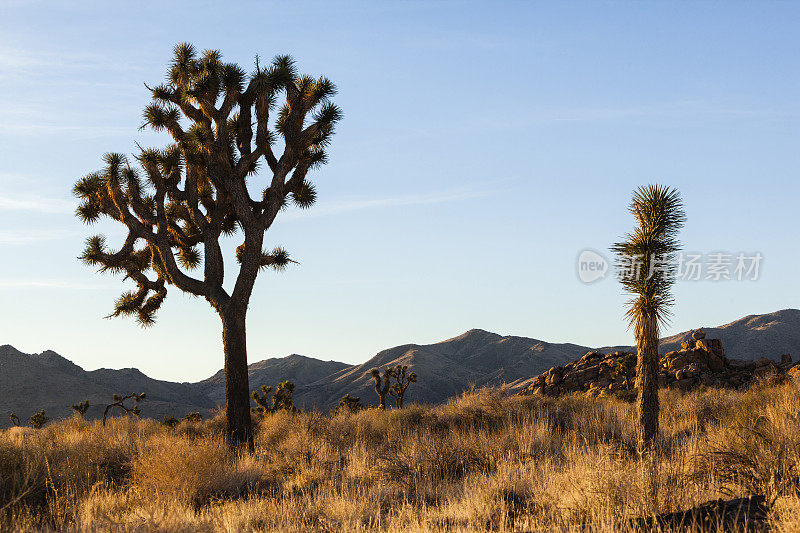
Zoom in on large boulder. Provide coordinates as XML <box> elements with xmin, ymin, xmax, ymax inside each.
<box><xmin>522</xmin><ymin>332</ymin><xmax>797</xmax><ymax>398</ymax></box>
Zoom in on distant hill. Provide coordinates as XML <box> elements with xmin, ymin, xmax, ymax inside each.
<box><xmin>0</xmin><ymin>344</ymin><xmax>215</xmax><ymax>428</ymax></box>
<box><xmin>600</xmin><ymin>309</ymin><xmax>800</xmax><ymax>360</ymax></box>
<box><xmin>2</xmin><ymin>309</ymin><xmax>799</xmax><ymax>428</ymax></box>
<box><xmin>194</xmin><ymin>354</ymin><xmax>350</xmax><ymax>406</ymax></box>
<box><xmin>291</xmin><ymin>329</ymin><xmax>589</xmax><ymax>408</ymax></box>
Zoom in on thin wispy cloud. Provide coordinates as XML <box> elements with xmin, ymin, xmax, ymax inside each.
<box><xmin>0</xmin><ymin>228</ymin><xmax>80</xmax><ymax>245</ymax></box>
<box><xmin>0</xmin><ymin>194</ymin><xmax>75</xmax><ymax>214</ymax></box>
<box><xmin>283</xmin><ymin>188</ymin><xmax>492</xmax><ymax>221</ymax></box>
<box><xmin>0</xmin><ymin>279</ymin><xmax>111</xmax><ymax>290</ymax></box>
<box><xmin>0</xmin><ymin>44</ymin><xmax>145</xmax><ymax>78</ymax></box>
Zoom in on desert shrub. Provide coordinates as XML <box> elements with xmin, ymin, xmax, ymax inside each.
<box><xmin>28</xmin><ymin>410</ymin><xmax>49</xmax><ymax>429</ymax></box>
<box><xmin>4</xmin><ymin>378</ymin><xmax>800</xmax><ymax>531</ymax></box>
<box><xmin>71</xmin><ymin>401</ymin><xmax>90</xmax><ymax>419</ymax></box>
<box><xmin>332</xmin><ymin>394</ymin><xmax>364</xmax><ymax>415</ymax></box>
<box><xmin>130</xmin><ymin>434</ymin><xmax>276</xmax><ymax>507</ymax></box>
<box><xmin>695</xmin><ymin>417</ymin><xmax>800</xmax><ymax>505</ymax></box>
<box><xmin>183</xmin><ymin>412</ymin><xmax>203</xmax><ymax>423</ymax></box>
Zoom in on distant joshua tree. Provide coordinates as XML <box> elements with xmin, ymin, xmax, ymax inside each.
<box><xmin>333</xmin><ymin>394</ymin><xmax>363</xmax><ymax>415</ymax></box>
<box><xmin>9</xmin><ymin>413</ymin><xmax>20</xmax><ymax>427</ymax></box>
<box><xmin>272</xmin><ymin>381</ymin><xmax>296</xmax><ymax>412</ymax></box>
<box><xmin>71</xmin><ymin>400</ymin><xmax>90</xmax><ymax>419</ymax></box>
<box><xmin>370</xmin><ymin>367</ymin><xmax>394</xmax><ymax>409</ymax></box>
<box><xmin>183</xmin><ymin>412</ymin><xmax>203</xmax><ymax>423</ymax></box>
<box><xmin>611</xmin><ymin>185</ymin><xmax>685</xmax><ymax>450</ymax></box>
<box><xmin>162</xmin><ymin>415</ymin><xmax>179</xmax><ymax>428</ymax></box>
<box><xmin>251</xmin><ymin>385</ymin><xmax>274</xmax><ymax>414</ymax></box>
<box><xmin>388</xmin><ymin>365</ymin><xmax>417</xmax><ymax>409</ymax></box>
<box><xmin>72</xmin><ymin>44</ymin><xmax>342</xmax><ymax>451</ymax></box>
<box><xmin>102</xmin><ymin>393</ymin><xmax>146</xmax><ymax>425</ymax></box>
<box><xmin>251</xmin><ymin>381</ymin><xmax>297</xmax><ymax>414</ymax></box>
<box><xmin>28</xmin><ymin>410</ymin><xmax>49</xmax><ymax>429</ymax></box>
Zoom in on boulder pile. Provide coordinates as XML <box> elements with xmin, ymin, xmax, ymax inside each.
<box><xmin>522</xmin><ymin>329</ymin><xmax>797</xmax><ymax>398</ymax></box>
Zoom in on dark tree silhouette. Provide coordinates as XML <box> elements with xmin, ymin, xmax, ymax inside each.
<box><xmin>250</xmin><ymin>380</ymin><xmax>296</xmax><ymax>414</ymax></box>
<box><xmin>370</xmin><ymin>367</ymin><xmax>393</xmax><ymax>409</ymax></box>
<box><xmin>611</xmin><ymin>185</ymin><xmax>685</xmax><ymax>450</ymax></box>
<box><xmin>73</xmin><ymin>44</ymin><xmax>341</xmax><ymax>450</ymax></box>
<box><xmin>183</xmin><ymin>412</ymin><xmax>203</xmax><ymax>423</ymax></box>
<box><xmin>388</xmin><ymin>365</ymin><xmax>417</xmax><ymax>408</ymax></box>
<box><xmin>333</xmin><ymin>394</ymin><xmax>363</xmax><ymax>414</ymax></box>
<box><xmin>102</xmin><ymin>393</ymin><xmax>146</xmax><ymax>425</ymax></box>
<box><xmin>28</xmin><ymin>410</ymin><xmax>49</xmax><ymax>429</ymax></box>
<box><xmin>71</xmin><ymin>400</ymin><xmax>90</xmax><ymax>419</ymax></box>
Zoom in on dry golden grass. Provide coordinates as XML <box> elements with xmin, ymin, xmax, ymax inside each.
<box><xmin>2</xmin><ymin>380</ymin><xmax>800</xmax><ymax>532</ymax></box>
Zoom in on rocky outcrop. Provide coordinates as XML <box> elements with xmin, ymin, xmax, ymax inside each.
<box><xmin>522</xmin><ymin>329</ymin><xmax>797</xmax><ymax>398</ymax></box>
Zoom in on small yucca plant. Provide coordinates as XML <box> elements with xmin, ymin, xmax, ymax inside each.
<box><xmin>371</xmin><ymin>368</ymin><xmax>394</xmax><ymax>409</ymax></box>
<box><xmin>183</xmin><ymin>412</ymin><xmax>203</xmax><ymax>423</ymax></box>
<box><xmin>71</xmin><ymin>400</ymin><xmax>90</xmax><ymax>419</ymax></box>
<box><xmin>102</xmin><ymin>392</ymin><xmax>146</xmax><ymax>425</ymax></box>
<box><xmin>28</xmin><ymin>410</ymin><xmax>49</xmax><ymax>429</ymax></box>
<box><xmin>388</xmin><ymin>365</ymin><xmax>417</xmax><ymax>409</ymax></box>
<box><xmin>333</xmin><ymin>394</ymin><xmax>363</xmax><ymax>415</ymax></box>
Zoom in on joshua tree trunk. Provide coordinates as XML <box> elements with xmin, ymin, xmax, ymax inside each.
<box><xmin>222</xmin><ymin>308</ymin><xmax>254</xmax><ymax>452</ymax></box>
<box><xmin>635</xmin><ymin>309</ymin><xmax>660</xmax><ymax>450</ymax></box>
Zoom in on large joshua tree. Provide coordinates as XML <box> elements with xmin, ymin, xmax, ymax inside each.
<box><xmin>611</xmin><ymin>185</ymin><xmax>685</xmax><ymax>450</ymax></box>
<box><xmin>73</xmin><ymin>44</ymin><xmax>341</xmax><ymax>450</ymax></box>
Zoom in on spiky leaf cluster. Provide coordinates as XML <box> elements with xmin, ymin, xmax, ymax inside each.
<box><xmin>610</xmin><ymin>185</ymin><xmax>686</xmax><ymax>328</ymax></box>
<box><xmin>74</xmin><ymin>43</ymin><xmax>341</xmax><ymax>324</ymax></box>
<box><xmin>183</xmin><ymin>412</ymin><xmax>203</xmax><ymax>423</ymax></box>
<box><xmin>250</xmin><ymin>380</ymin><xmax>297</xmax><ymax>414</ymax></box>
<box><xmin>250</xmin><ymin>384</ymin><xmax>274</xmax><ymax>414</ymax></box>
<box><xmin>28</xmin><ymin>410</ymin><xmax>49</xmax><ymax>429</ymax></box>
<box><xmin>388</xmin><ymin>365</ymin><xmax>417</xmax><ymax>409</ymax></box>
<box><xmin>71</xmin><ymin>400</ymin><xmax>90</xmax><ymax>418</ymax></box>
<box><xmin>371</xmin><ymin>367</ymin><xmax>394</xmax><ymax>409</ymax></box>
<box><xmin>332</xmin><ymin>393</ymin><xmax>363</xmax><ymax>415</ymax></box>
<box><xmin>103</xmin><ymin>392</ymin><xmax>146</xmax><ymax>425</ymax></box>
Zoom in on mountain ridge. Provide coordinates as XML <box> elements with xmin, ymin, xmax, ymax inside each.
<box><xmin>2</xmin><ymin>309</ymin><xmax>798</xmax><ymax>428</ymax></box>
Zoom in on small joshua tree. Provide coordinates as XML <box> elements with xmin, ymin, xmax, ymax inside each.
<box><xmin>272</xmin><ymin>381</ymin><xmax>296</xmax><ymax>412</ymax></box>
<box><xmin>251</xmin><ymin>385</ymin><xmax>274</xmax><ymax>414</ymax></box>
<box><xmin>73</xmin><ymin>44</ymin><xmax>342</xmax><ymax>451</ymax></box>
<box><xmin>370</xmin><ymin>367</ymin><xmax>394</xmax><ymax>409</ymax></box>
<box><xmin>388</xmin><ymin>365</ymin><xmax>417</xmax><ymax>409</ymax></box>
<box><xmin>71</xmin><ymin>400</ymin><xmax>90</xmax><ymax>419</ymax></box>
<box><xmin>250</xmin><ymin>381</ymin><xmax>296</xmax><ymax>414</ymax></box>
<box><xmin>9</xmin><ymin>412</ymin><xmax>20</xmax><ymax>426</ymax></box>
<box><xmin>162</xmin><ymin>415</ymin><xmax>179</xmax><ymax>428</ymax></box>
<box><xmin>333</xmin><ymin>394</ymin><xmax>363</xmax><ymax>415</ymax></box>
<box><xmin>102</xmin><ymin>392</ymin><xmax>146</xmax><ymax>425</ymax></box>
<box><xmin>183</xmin><ymin>412</ymin><xmax>203</xmax><ymax>423</ymax></box>
<box><xmin>28</xmin><ymin>410</ymin><xmax>49</xmax><ymax>429</ymax></box>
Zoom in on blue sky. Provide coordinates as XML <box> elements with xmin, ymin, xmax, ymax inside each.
<box><xmin>0</xmin><ymin>1</ymin><xmax>798</xmax><ymax>381</ymax></box>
